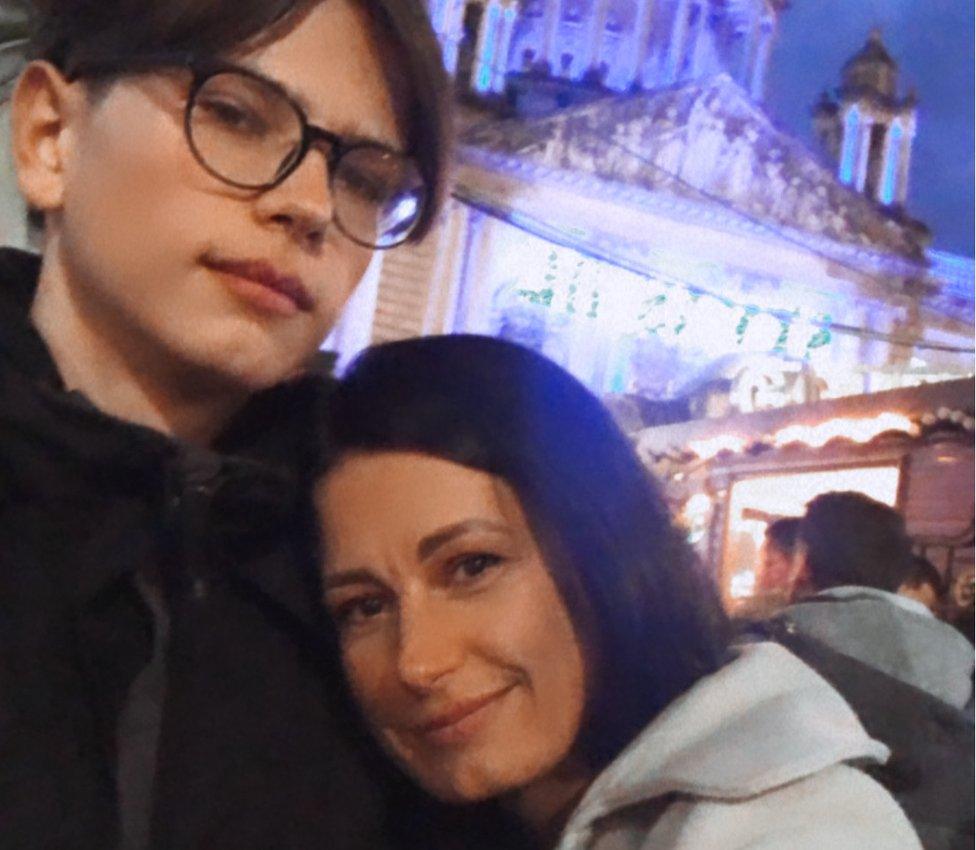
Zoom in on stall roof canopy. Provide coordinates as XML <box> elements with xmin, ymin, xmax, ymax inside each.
<box><xmin>635</xmin><ymin>377</ymin><xmax>974</xmax><ymax>461</ymax></box>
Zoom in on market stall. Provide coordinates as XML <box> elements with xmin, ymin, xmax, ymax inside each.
<box><xmin>635</xmin><ymin>378</ymin><xmax>974</xmax><ymax>610</ymax></box>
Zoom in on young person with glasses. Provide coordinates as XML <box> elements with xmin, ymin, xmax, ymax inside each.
<box><xmin>0</xmin><ymin>2</ymin><xmax>452</xmax><ymax>848</ymax></box>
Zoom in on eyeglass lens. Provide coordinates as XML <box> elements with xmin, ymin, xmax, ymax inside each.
<box><xmin>188</xmin><ymin>71</ymin><xmax>425</xmax><ymax>248</ymax></box>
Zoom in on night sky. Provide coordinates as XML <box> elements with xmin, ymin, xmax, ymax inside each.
<box><xmin>764</xmin><ymin>0</ymin><xmax>974</xmax><ymax>257</ymax></box>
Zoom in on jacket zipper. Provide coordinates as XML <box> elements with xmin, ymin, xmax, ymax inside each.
<box><xmin>170</xmin><ymin>449</ymin><xmax>224</xmax><ymax>603</ymax></box>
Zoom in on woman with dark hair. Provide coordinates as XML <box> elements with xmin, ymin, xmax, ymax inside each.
<box><xmin>0</xmin><ymin>2</ymin><xmax>450</xmax><ymax>848</ymax></box>
<box><xmin>316</xmin><ymin>335</ymin><xmax>921</xmax><ymax>850</ymax></box>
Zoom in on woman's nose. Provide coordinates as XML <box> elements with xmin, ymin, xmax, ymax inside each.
<box><xmin>396</xmin><ymin>603</ymin><xmax>464</xmax><ymax>694</ymax></box>
<box><xmin>254</xmin><ymin>148</ymin><xmax>334</xmax><ymax>250</ymax></box>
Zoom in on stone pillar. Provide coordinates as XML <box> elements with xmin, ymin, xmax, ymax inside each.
<box><xmin>738</xmin><ymin>0</ymin><xmax>762</xmax><ymax>88</ymax></box>
<box><xmin>666</xmin><ymin>0</ymin><xmax>692</xmax><ymax>82</ymax></box>
<box><xmin>540</xmin><ymin>0</ymin><xmax>561</xmax><ymax>70</ymax></box>
<box><xmin>439</xmin><ymin>0</ymin><xmax>467</xmax><ymax>74</ymax></box>
<box><xmin>748</xmin><ymin>17</ymin><xmax>774</xmax><ymax>100</ymax></box>
<box><xmin>853</xmin><ymin>114</ymin><xmax>874</xmax><ymax>192</ymax></box>
<box><xmin>687</xmin><ymin>1</ymin><xmax>710</xmax><ymax>78</ymax></box>
<box><xmin>875</xmin><ymin>120</ymin><xmax>900</xmax><ymax>205</ymax></box>
<box><xmin>838</xmin><ymin>104</ymin><xmax>860</xmax><ymax>186</ymax></box>
<box><xmin>471</xmin><ymin>0</ymin><xmax>501</xmax><ymax>93</ymax></box>
<box><xmin>628</xmin><ymin>0</ymin><xmax>657</xmax><ymax>86</ymax></box>
<box><xmin>895</xmin><ymin>113</ymin><xmax>916</xmax><ymax>206</ymax></box>
<box><xmin>492</xmin><ymin>0</ymin><xmax>519</xmax><ymax>92</ymax></box>
<box><xmin>421</xmin><ymin>201</ymin><xmax>470</xmax><ymax>335</ymax></box>
<box><xmin>585</xmin><ymin>0</ymin><xmax>612</xmax><ymax>72</ymax></box>
<box><xmin>451</xmin><ymin>209</ymin><xmax>492</xmax><ymax>333</ymax></box>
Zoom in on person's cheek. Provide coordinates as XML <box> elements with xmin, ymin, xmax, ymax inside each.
<box><xmin>344</xmin><ymin>640</ymin><xmax>398</xmax><ymax>726</ymax></box>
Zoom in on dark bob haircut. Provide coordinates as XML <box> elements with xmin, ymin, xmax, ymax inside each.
<box><xmin>318</xmin><ymin>334</ymin><xmax>730</xmax><ymax>769</ymax></box>
<box><xmin>799</xmin><ymin>491</ymin><xmax>915</xmax><ymax>593</ymax></box>
<box><xmin>25</xmin><ymin>0</ymin><xmax>452</xmax><ymax>240</ymax></box>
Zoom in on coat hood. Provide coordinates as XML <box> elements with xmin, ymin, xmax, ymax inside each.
<box><xmin>785</xmin><ymin>587</ymin><xmax>974</xmax><ymax>709</ymax></box>
<box><xmin>561</xmin><ymin>642</ymin><xmax>888</xmax><ymax>842</ymax></box>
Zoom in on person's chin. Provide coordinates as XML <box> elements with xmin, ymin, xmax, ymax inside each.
<box><xmin>410</xmin><ymin>740</ymin><xmax>524</xmax><ymax>804</ymax></box>
<box><xmin>209</xmin><ymin>320</ymin><xmax>317</xmax><ymax>387</ymax></box>
<box><xmin>417</xmin><ymin>765</ymin><xmax>507</xmax><ymax>805</ymax></box>
<box><xmin>177</xmin><ymin>337</ymin><xmax>305</xmax><ymax>396</ymax></box>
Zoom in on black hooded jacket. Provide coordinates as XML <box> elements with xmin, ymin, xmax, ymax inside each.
<box><xmin>0</xmin><ymin>248</ymin><xmax>398</xmax><ymax>849</ymax></box>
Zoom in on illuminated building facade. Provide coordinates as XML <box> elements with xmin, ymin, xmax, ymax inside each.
<box><xmin>321</xmin><ymin>3</ymin><xmax>976</xmax><ymax>608</ymax></box>
<box><xmin>429</xmin><ymin>0</ymin><xmax>783</xmax><ymax>103</ymax></box>
<box><xmin>331</xmin><ymin>5</ymin><xmax>974</xmax><ymax>424</ymax></box>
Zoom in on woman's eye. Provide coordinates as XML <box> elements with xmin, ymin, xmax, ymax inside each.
<box><xmin>332</xmin><ymin>595</ymin><xmax>389</xmax><ymax>628</ymax></box>
<box><xmin>450</xmin><ymin>553</ymin><xmax>503</xmax><ymax>583</ymax></box>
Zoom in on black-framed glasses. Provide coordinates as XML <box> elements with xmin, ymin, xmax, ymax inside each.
<box><xmin>70</xmin><ymin>56</ymin><xmax>428</xmax><ymax>249</ymax></box>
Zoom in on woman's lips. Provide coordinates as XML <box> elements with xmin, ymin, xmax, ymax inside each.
<box><xmin>413</xmin><ymin>686</ymin><xmax>514</xmax><ymax>748</ymax></box>
<box><xmin>202</xmin><ymin>255</ymin><xmax>314</xmax><ymax>314</ymax></box>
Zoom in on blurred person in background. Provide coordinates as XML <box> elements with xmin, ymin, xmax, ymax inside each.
<box><xmin>732</xmin><ymin>516</ymin><xmax>803</xmax><ymax>623</ymax></box>
<box><xmin>742</xmin><ymin>516</ymin><xmax>806</xmax><ymax>617</ymax></box>
<box><xmin>757</xmin><ymin>516</ymin><xmax>801</xmax><ymax>598</ymax></box>
<box><xmin>757</xmin><ymin>491</ymin><xmax>974</xmax><ymax>850</ymax></box>
<box><xmin>947</xmin><ymin>567</ymin><xmax>975</xmax><ymax>644</ymax></box>
<box><xmin>898</xmin><ymin>555</ymin><xmax>947</xmax><ymax>616</ymax></box>
<box><xmin>0</xmin><ymin>1</ymin><xmax>452</xmax><ymax>848</ymax></box>
<box><xmin>313</xmin><ymin>335</ymin><xmax>922</xmax><ymax>850</ymax></box>
<box><xmin>777</xmin><ymin>493</ymin><xmax>972</xmax><ymax>709</ymax></box>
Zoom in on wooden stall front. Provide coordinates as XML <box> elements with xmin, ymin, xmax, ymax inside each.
<box><xmin>634</xmin><ymin>378</ymin><xmax>975</xmax><ymax>612</ymax></box>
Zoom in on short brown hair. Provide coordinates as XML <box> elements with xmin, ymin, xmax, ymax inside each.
<box><xmin>800</xmin><ymin>492</ymin><xmax>914</xmax><ymax>592</ymax></box>
<box><xmin>764</xmin><ymin>516</ymin><xmax>800</xmax><ymax>557</ymax></box>
<box><xmin>27</xmin><ymin>0</ymin><xmax>452</xmax><ymax>240</ymax></box>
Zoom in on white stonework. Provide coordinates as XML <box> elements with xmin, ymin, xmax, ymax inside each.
<box><xmin>355</xmin><ymin>74</ymin><xmax>972</xmax><ymax>404</ymax></box>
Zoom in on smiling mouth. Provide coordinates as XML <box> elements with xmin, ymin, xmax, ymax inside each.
<box><xmin>201</xmin><ymin>254</ymin><xmax>314</xmax><ymax>313</ymax></box>
<box><xmin>413</xmin><ymin>685</ymin><xmax>515</xmax><ymax>746</ymax></box>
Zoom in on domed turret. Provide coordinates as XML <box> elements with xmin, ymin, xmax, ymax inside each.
<box><xmin>841</xmin><ymin>28</ymin><xmax>898</xmax><ymax>100</ymax></box>
<box><xmin>813</xmin><ymin>29</ymin><xmax>917</xmax><ymax>209</ymax></box>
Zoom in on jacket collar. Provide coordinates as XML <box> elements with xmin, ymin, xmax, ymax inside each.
<box><xmin>787</xmin><ymin>588</ymin><xmax>975</xmax><ymax>709</ymax></box>
<box><xmin>0</xmin><ymin>247</ymin><xmax>329</xmax><ymax>633</ymax></box>
<box><xmin>812</xmin><ymin>585</ymin><xmax>935</xmax><ymax>619</ymax></box>
<box><xmin>562</xmin><ymin>642</ymin><xmax>888</xmax><ymax>841</ymax></box>
<box><xmin>0</xmin><ymin>247</ymin><xmax>186</xmax><ymax>474</ymax></box>
<box><xmin>0</xmin><ymin>248</ymin><xmax>61</xmax><ymax>387</ymax></box>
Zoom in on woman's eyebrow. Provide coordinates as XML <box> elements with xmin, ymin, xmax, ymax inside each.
<box><xmin>417</xmin><ymin>519</ymin><xmax>509</xmax><ymax>561</ymax></box>
<box><xmin>323</xmin><ymin>567</ymin><xmax>381</xmax><ymax>591</ymax></box>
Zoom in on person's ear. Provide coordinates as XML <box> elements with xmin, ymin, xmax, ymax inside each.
<box><xmin>785</xmin><ymin>542</ymin><xmax>808</xmax><ymax>597</ymax></box>
<box><xmin>11</xmin><ymin>61</ymin><xmax>84</xmax><ymax>216</ymax></box>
